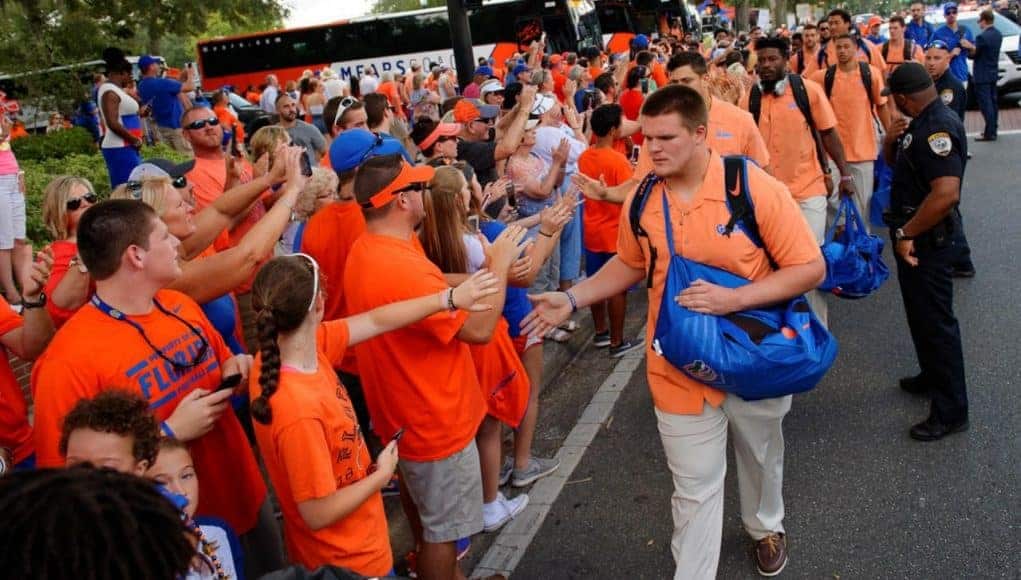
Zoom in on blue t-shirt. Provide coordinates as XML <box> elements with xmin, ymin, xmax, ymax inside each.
<box><xmin>481</xmin><ymin>220</ymin><xmax>531</xmax><ymax>338</ymax></box>
<box><xmin>931</xmin><ymin>24</ymin><xmax>974</xmax><ymax>83</ymax></box>
<box><xmin>201</xmin><ymin>293</ymin><xmax>244</xmax><ymax>355</ymax></box>
<box><xmin>138</xmin><ymin>76</ymin><xmax>185</xmax><ymax>129</ymax></box>
<box><xmin>906</xmin><ymin>20</ymin><xmax>935</xmax><ymax>46</ymax></box>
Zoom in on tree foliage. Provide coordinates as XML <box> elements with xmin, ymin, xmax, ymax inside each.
<box><xmin>370</xmin><ymin>0</ymin><xmax>446</xmax><ymax>15</ymax></box>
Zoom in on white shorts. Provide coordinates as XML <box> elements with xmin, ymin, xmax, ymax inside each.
<box><xmin>0</xmin><ymin>174</ymin><xmax>26</xmax><ymax>249</ymax></box>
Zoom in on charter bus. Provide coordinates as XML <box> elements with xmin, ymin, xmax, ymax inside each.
<box><xmin>595</xmin><ymin>0</ymin><xmax>700</xmax><ymax>53</ymax></box>
<box><xmin>197</xmin><ymin>0</ymin><xmax>603</xmax><ymax>92</ymax></box>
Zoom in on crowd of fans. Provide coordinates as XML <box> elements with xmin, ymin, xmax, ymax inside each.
<box><xmin>0</xmin><ymin>2</ymin><xmax>1005</xmax><ymax>577</ymax></box>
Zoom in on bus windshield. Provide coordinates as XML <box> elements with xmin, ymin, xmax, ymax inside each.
<box><xmin>198</xmin><ymin>0</ymin><xmax>602</xmax><ymax>91</ymax></box>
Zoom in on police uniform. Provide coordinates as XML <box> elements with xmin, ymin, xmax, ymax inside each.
<box><xmin>932</xmin><ymin>71</ymin><xmax>975</xmax><ymax>274</ymax></box>
<box><xmin>889</xmin><ymin>93</ymin><xmax>969</xmax><ymax>436</ymax></box>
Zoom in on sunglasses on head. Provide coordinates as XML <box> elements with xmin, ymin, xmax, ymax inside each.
<box><xmin>334</xmin><ymin>96</ymin><xmax>359</xmax><ymax>127</ymax></box>
<box><xmin>928</xmin><ymin>40</ymin><xmax>951</xmax><ymax>50</ymax></box>
<box><xmin>359</xmin><ymin>132</ymin><xmax>386</xmax><ymax>164</ymax></box>
<box><xmin>184</xmin><ymin>116</ymin><xmax>219</xmax><ymax>131</ymax></box>
<box><xmin>66</xmin><ymin>192</ymin><xmax>98</xmax><ymax>211</ymax></box>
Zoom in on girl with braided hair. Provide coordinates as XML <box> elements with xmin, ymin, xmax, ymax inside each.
<box><xmin>248</xmin><ymin>253</ymin><xmax>499</xmax><ymax>575</ymax></box>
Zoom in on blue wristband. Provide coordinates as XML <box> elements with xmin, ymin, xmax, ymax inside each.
<box><xmin>160</xmin><ymin>421</ymin><xmax>176</xmax><ymax>439</ymax></box>
<box><xmin>565</xmin><ymin>290</ymin><xmax>578</xmax><ymax>313</ymax></box>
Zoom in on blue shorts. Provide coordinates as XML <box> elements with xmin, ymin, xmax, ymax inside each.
<box><xmin>584</xmin><ymin>249</ymin><xmax>616</xmax><ymax>278</ymax></box>
<box><xmin>102</xmin><ymin>146</ymin><xmax>142</xmax><ymax>189</ymax></box>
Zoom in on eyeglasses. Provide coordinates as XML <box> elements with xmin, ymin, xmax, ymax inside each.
<box><xmin>334</xmin><ymin>96</ymin><xmax>359</xmax><ymax>127</ymax></box>
<box><xmin>927</xmin><ymin>40</ymin><xmax>951</xmax><ymax>50</ymax></box>
<box><xmin>184</xmin><ymin>116</ymin><xmax>219</xmax><ymax>131</ymax></box>
<box><xmin>66</xmin><ymin>192</ymin><xmax>98</xmax><ymax>211</ymax></box>
<box><xmin>286</xmin><ymin>253</ymin><xmax>320</xmax><ymax>312</ymax></box>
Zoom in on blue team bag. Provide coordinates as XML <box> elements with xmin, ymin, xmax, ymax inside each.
<box><xmin>819</xmin><ymin>196</ymin><xmax>889</xmax><ymax>299</ymax></box>
<box><xmin>631</xmin><ymin>156</ymin><xmax>838</xmax><ymax>400</ymax></box>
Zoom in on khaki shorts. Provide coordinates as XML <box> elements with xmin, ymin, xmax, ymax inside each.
<box><xmin>400</xmin><ymin>440</ymin><xmax>484</xmax><ymax>543</ymax></box>
<box><xmin>157</xmin><ymin>126</ymin><xmax>193</xmax><ymax>153</ymax></box>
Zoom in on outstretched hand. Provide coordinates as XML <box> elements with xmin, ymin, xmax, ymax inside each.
<box><xmin>520</xmin><ymin>292</ymin><xmax>572</xmax><ymax>337</ymax></box>
<box><xmin>451</xmin><ymin>269</ymin><xmax>501</xmax><ymax>311</ymax></box>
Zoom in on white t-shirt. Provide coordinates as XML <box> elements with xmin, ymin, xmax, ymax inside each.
<box><xmin>359</xmin><ymin>75</ymin><xmax>379</xmax><ymax>96</ymax></box>
<box><xmin>324</xmin><ymin>77</ymin><xmax>346</xmax><ymax>100</ymax></box>
<box><xmin>463</xmin><ymin>233</ymin><xmax>486</xmax><ymax>273</ymax></box>
<box><xmin>97</xmin><ymin>83</ymin><xmax>139</xmax><ymax>149</ymax></box>
<box><xmin>184</xmin><ymin>525</ymin><xmax>238</xmax><ymax>580</ymax></box>
<box><xmin>260</xmin><ymin>85</ymin><xmax>279</xmax><ymax>113</ymax></box>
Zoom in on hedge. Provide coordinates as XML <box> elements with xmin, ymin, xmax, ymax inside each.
<box><xmin>15</xmin><ymin>129</ymin><xmax>193</xmax><ymax>247</ymax></box>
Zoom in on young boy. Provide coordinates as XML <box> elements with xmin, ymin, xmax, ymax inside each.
<box><xmin>577</xmin><ymin>104</ymin><xmax>642</xmax><ymax>356</ymax></box>
<box><xmin>60</xmin><ymin>389</ymin><xmax>160</xmax><ymax>476</ymax></box>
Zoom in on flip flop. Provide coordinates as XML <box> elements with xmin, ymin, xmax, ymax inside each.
<box><xmin>558</xmin><ymin>320</ymin><xmax>580</xmax><ymax>332</ymax></box>
<box><xmin>545</xmin><ymin>328</ymin><xmax>570</xmax><ymax>343</ymax></box>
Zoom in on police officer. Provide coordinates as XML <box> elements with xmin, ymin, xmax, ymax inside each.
<box><xmin>925</xmin><ymin>39</ymin><xmax>976</xmax><ymax>277</ymax></box>
<box><xmin>882</xmin><ymin>63</ymin><xmax>969</xmax><ymax>441</ymax></box>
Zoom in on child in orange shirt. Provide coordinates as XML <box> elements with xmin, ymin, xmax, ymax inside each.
<box><xmin>248</xmin><ymin>254</ymin><xmax>498</xmax><ymax>575</ymax></box>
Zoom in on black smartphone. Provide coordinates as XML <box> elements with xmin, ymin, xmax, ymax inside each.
<box><xmin>217</xmin><ymin>373</ymin><xmax>242</xmax><ymax>392</ymax></box>
<box><xmin>391</xmin><ymin>427</ymin><xmax>405</xmax><ymax>443</ymax></box>
<box><xmin>299</xmin><ymin>153</ymin><xmax>313</xmax><ymax>177</ymax></box>
<box><xmin>229</xmin><ymin>129</ymin><xmax>241</xmax><ymax>157</ymax></box>
<box><xmin>467</xmin><ymin>215</ymin><xmax>480</xmax><ymax>234</ymax></box>
<box><xmin>630</xmin><ymin>144</ymin><xmax>641</xmax><ymax>164</ymax></box>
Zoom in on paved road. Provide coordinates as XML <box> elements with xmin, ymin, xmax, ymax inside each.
<box><xmin>510</xmin><ymin>135</ymin><xmax>1021</xmax><ymax>579</ymax></box>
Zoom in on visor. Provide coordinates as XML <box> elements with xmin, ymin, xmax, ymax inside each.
<box><xmin>358</xmin><ymin>161</ymin><xmax>435</xmax><ymax>209</ymax></box>
<box><xmin>417</xmin><ymin>123</ymin><xmax>461</xmax><ymax>150</ymax></box>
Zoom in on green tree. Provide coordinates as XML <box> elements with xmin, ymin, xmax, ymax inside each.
<box><xmin>371</xmin><ymin>0</ymin><xmax>446</xmax><ymax>14</ymax></box>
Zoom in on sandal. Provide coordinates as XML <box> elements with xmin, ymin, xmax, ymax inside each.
<box><xmin>545</xmin><ymin>328</ymin><xmax>571</xmax><ymax>343</ymax></box>
<box><xmin>558</xmin><ymin>320</ymin><xmax>580</xmax><ymax>332</ymax></box>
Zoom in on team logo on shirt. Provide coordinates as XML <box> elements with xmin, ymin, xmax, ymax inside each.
<box><xmin>715</xmin><ymin>130</ymin><xmax>734</xmax><ymax>139</ymax></box>
<box><xmin>927</xmin><ymin>132</ymin><xmax>952</xmax><ymax>156</ymax></box>
<box><xmin>683</xmin><ymin>359</ymin><xmax>719</xmax><ymax>383</ymax></box>
<box><xmin>940</xmin><ymin>89</ymin><xmax>955</xmax><ymax>105</ymax></box>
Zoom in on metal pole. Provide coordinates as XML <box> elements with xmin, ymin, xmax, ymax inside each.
<box><xmin>447</xmin><ymin>0</ymin><xmax>476</xmax><ymax>92</ymax></box>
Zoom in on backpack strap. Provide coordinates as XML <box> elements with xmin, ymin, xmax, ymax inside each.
<box><xmin>748</xmin><ymin>84</ymin><xmax>762</xmax><ymax>125</ymax></box>
<box><xmin>904</xmin><ymin>39</ymin><xmax>914</xmax><ymax>60</ymax></box>
<box><xmin>816</xmin><ymin>44</ymin><xmax>828</xmax><ymax>67</ymax></box>
<box><xmin>824</xmin><ymin>65</ymin><xmax>836</xmax><ymax>98</ymax></box>
<box><xmin>859</xmin><ymin>61</ymin><xmax>873</xmax><ymax>107</ymax></box>
<box><xmin>787</xmin><ymin>74</ymin><xmax>830</xmax><ymax>178</ymax></box>
<box><xmin>857</xmin><ymin>37</ymin><xmax>873</xmax><ymax>63</ymax></box>
<box><xmin>796</xmin><ymin>49</ymin><xmax>805</xmax><ymax>74</ymax></box>
<box><xmin>722</xmin><ymin>156</ymin><xmax>779</xmax><ymax>270</ymax></box>
<box><xmin>628</xmin><ymin>171</ymin><xmax>663</xmax><ymax>288</ymax></box>
<box><xmin>881</xmin><ymin>40</ymin><xmax>890</xmax><ymax>60</ymax></box>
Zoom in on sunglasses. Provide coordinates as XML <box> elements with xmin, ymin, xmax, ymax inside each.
<box><xmin>184</xmin><ymin>116</ymin><xmax>219</xmax><ymax>131</ymax></box>
<box><xmin>286</xmin><ymin>253</ymin><xmax>320</xmax><ymax>312</ymax></box>
<box><xmin>66</xmin><ymin>192</ymin><xmax>98</xmax><ymax>211</ymax></box>
<box><xmin>334</xmin><ymin>96</ymin><xmax>359</xmax><ymax>127</ymax></box>
<box><xmin>927</xmin><ymin>40</ymin><xmax>951</xmax><ymax>50</ymax></box>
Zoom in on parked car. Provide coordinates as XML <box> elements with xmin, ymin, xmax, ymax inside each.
<box><xmin>927</xmin><ymin>11</ymin><xmax>1021</xmax><ymax>102</ymax></box>
<box><xmin>201</xmin><ymin>89</ymin><xmax>275</xmax><ymax>145</ymax></box>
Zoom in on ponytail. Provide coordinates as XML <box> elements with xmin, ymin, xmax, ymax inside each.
<box><xmin>250</xmin><ymin>309</ymin><xmax>280</xmax><ymax>425</ymax></box>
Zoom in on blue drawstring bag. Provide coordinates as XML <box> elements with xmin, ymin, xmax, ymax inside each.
<box><xmin>870</xmin><ymin>153</ymin><xmax>893</xmax><ymax>229</ymax></box>
<box><xmin>820</xmin><ymin>196</ymin><xmax>889</xmax><ymax>299</ymax></box>
<box><xmin>631</xmin><ymin>157</ymin><xmax>838</xmax><ymax>400</ymax></box>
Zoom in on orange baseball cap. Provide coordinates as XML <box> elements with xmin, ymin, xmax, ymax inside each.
<box><xmin>356</xmin><ymin>158</ymin><xmax>435</xmax><ymax>209</ymax></box>
<box><xmin>868</xmin><ymin>15</ymin><xmax>883</xmax><ymax>27</ymax></box>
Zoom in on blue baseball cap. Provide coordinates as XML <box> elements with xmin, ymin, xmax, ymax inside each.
<box><xmin>329</xmin><ymin>128</ymin><xmax>406</xmax><ymax>173</ymax></box>
<box><xmin>474</xmin><ymin>65</ymin><xmax>494</xmax><ymax>78</ymax></box>
<box><xmin>512</xmin><ymin>63</ymin><xmax>531</xmax><ymax>78</ymax></box>
<box><xmin>138</xmin><ymin>55</ymin><xmax>160</xmax><ymax>72</ymax></box>
<box><xmin>943</xmin><ymin>2</ymin><xmax>958</xmax><ymax>14</ymax></box>
<box><xmin>633</xmin><ymin>34</ymin><xmax>650</xmax><ymax>49</ymax></box>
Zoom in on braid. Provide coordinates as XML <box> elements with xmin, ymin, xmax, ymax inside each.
<box><xmin>0</xmin><ymin>466</ymin><xmax>194</xmax><ymax>580</ymax></box>
<box><xmin>251</xmin><ymin>308</ymin><xmax>280</xmax><ymax>424</ymax></box>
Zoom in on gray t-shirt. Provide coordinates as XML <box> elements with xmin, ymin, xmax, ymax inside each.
<box><xmin>286</xmin><ymin>120</ymin><xmax>327</xmax><ymax>168</ymax></box>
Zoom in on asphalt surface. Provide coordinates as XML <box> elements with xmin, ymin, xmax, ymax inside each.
<box><xmin>510</xmin><ymin>135</ymin><xmax>1021</xmax><ymax>579</ymax></box>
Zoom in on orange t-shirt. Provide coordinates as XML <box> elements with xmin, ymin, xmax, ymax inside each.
<box><xmin>375</xmin><ymin>81</ymin><xmax>404</xmax><ymax>120</ymax></box>
<box><xmin>882</xmin><ymin>39</ymin><xmax>925</xmax><ymax>73</ymax></box>
<box><xmin>468</xmin><ymin>317</ymin><xmax>530</xmax><ymax>428</ymax></box>
<box><xmin>343</xmin><ymin>232</ymin><xmax>485</xmax><ymax>461</ymax></box>
<box><xmin>251</xmin><ymin>319</ymin><xmax>392</xmax><ymax>576</ymax></box>
<box><xmin>618</xmin><ymin>89</ymin><xmax>645</xmax><ymax>145</ymax></box>
<box><xmin>213</xmin><ymin>104</ymin><xmax>245</xmax><ymax>144</ymax></box>
<box><xmin>635</xmin><ymin>95</ymin><xmax>772</xmax><ymax>177</ymax></box>
<box><xmin>0</xmin><ymin>297</ymin><xmax>31</xmax><ymax>464</ymax></box>
<box><xmin>31</xmin><ymin>289</ymin><xmax>266</xmax><ymax>533</ymax></box>
<box><xmin>651</xmin><ymin>61</ymin><xmax>669</xmax><ymax>89</ymax></box>
<box><xmin>810</xmin><ymin>65</ymin><xmax>887</xmax><ymax>163</ymax></box>
<box><xmin>301</xmin><ymin>201</ymin><xmax>366</xmax><ymax>375</ymax></box>
<box><xmin>616</xmin><ymin>153</ymin><xmax>821</xmax><ymax>414</ymax></box>
<box><xmin>821</xmin><ymin>38</ymin><xmax>888</xmax><ymax>72</ymax></box>
<box><xmin>739</xmin><ymin>77</ymin><xmax>836</xmax><ymax>200</ymax></box>
<box><xmin>187</xmin><ymin>155</ymin><xmax>267</xmax><ymax>294</ymax></box>
<box><xmin>43</xmin><ymin>240</ymin><xmax>93</xmax><ymax>328</ymax></box>
<box><xmin>578</xmin><ymin>146</ymin><xmax>633</xmax><ymax>253</ymax></box>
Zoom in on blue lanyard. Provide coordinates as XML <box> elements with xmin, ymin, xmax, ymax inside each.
<box><xmin>90</xmin><ymin>294</ymin><xmax>210</xmax><ymax>371</ymax></box>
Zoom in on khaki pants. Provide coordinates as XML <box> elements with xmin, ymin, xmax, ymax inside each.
<box><xmin>157</xmin><ymin>126</ymin><xmax>192</xmax><ymax>153</ymax></box>
<box><xmin>656</xmin><ymin>395</ymin><xmax>792</xmax><ymax>580</ymax></box>
<box><xmin>828</xmin><ymin>161</ymin><xmax>875</xmax><ymax>234</ymax></box>
<box><xmin>798</xmin><ymin>195</ymin><xmax>828</xmax><ymax>327</ymax></box>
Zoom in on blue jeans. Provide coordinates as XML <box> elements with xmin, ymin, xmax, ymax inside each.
<box><xmin>974</xmin><ymin>82</ymin><xmax>998</xmax><ymax>138</ymax></box>
<box><xmin>558</xmin><ymin>197</ymin><xmax>582</xmax><ymax>284</ymax></box>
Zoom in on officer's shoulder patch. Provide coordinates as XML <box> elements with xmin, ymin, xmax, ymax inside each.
<box><xmin>940</xmin><ymin>89</ymin><xmax>954</xmax><ymax>105</ymax></box>
<box><xmin>902</xmin><ymin>133</ymin><xmax>913</xmax><ymax>149</ymax></box>
<box><xmin>927</xmin><ymin>132</ymin><xmax>952</xmax><ymax>156</ymax></box>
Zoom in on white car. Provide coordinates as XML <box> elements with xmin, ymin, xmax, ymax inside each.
<box><xmin>928</xmin><ymin>11</ymin><xmax>1021</xmax><ymax>99</ymax></box>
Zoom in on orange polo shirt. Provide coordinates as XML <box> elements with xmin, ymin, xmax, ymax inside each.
<box><xmin>739</xmin><ymin>77</ymin><xmax>837</xmax><ymax>200</ymax></box>
<box><xmin>882</xmin><ymin>39</ymin><xmax>925</xmax><ymax>73</ymax></box>
<box><xmin>810</xmin><ymin>64</ymin><xmax>887</xmax><ymax>163</ymax></box>
<box><xmin>616</xmin><ymin>153</ymin><xmax>821</xmax><ymax>414</ymax></box>
<box><xmin>820</xmin><ymin>38</ymin><xmax>888</xmax><ymax>72</ymax></box>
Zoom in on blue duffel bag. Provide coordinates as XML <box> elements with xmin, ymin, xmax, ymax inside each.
<box><xmin>631</xmin><ymin>156</ymin><xmax>838</xmax><ymax>400</ymax></box>
<box><xmin>819</xmin><ymin>196</ymin><xmax>889</xmax><ymax>299</ymax></box>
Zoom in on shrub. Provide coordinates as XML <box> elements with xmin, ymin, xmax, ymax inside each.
<box><xmin>10</xmin><ymin>128</ymin><xmax>97</xmax><ymax>161</ymax></box>
<box><xmin>19</xmin><ymin>141</ymin><xmax>195</xmax><ymax>247</ymax></box>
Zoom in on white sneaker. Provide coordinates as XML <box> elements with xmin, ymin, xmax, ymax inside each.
<box><xmin>482</xmin><ymin>492</ymin><xmax>529</xmax><ymax>532</ymax></box>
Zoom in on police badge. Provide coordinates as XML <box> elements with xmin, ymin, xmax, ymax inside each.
<box><xmin>927</xmin><ymin>132</ymin><xmax>952</xmax><ymax>156</ymax></box>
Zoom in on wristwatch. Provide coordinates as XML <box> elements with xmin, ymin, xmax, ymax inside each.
<box><xmin>894</xmin><ymin>228</ymin><xmax>914</xmax><ymax>242</ymax></box>
<box><xmin>21</xmin><ymin>293</ymin><xmax>46</xmax><ymax>309</ymax></box>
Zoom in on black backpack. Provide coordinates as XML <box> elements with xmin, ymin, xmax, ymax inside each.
<box><xmin>627</xmin><ymin>156</ymin><xmax>778</xmax><ymax>288</ymax></box>
<box><xmin>881</xmin><ymin>38</ymin><xmax>914</xmax><ymax>62</ymax></box>
<box><xmin>748</xmin><ymin>74</ymin><xmax>829</xmax><ymax>183</ymax></box>
<box><xmin>823</xmin><ymin>62</ymin><xmax>874</xmax><ymax>106</ymax></box>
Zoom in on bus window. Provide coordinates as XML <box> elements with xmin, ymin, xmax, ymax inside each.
<box><xmin>596</xmin><ymin>3</ymin><xmax>633</xmax><ymax>34</ymax></box>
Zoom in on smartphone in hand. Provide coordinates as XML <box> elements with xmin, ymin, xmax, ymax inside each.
<box><xmin>467</xmin><ymin>215</ymin><xmax>480</xmax><ymax>234</ymax></box>
<box><xmin>217</xmin><ymin>373</ymin><xmax>242</xmax><ymax>393</ymax></box>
